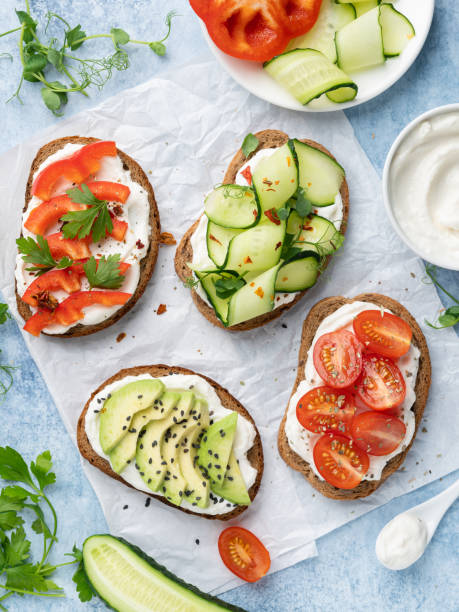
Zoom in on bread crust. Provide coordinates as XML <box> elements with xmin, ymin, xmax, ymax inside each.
<box><xmin>278</xmin><ymin>293</ymin><xmax>431</xmax><ymax>500</ymax></box>
<box><xmin>77</xmin><ymin>364</ymin><xmax>264</xmax><ymax>520</ymax></box>
<box><xmin>175</xmin><ymin>129</ymin><xmax>349</xmax><ymax>331</ymax></box>
<box><xmin>16</xmin><ymin>136</ymin><xmax>161</xmax><ymax>337</ymax></box>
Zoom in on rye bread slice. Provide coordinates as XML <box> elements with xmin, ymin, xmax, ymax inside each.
<box><xmin>16</xmin><ymin>136</ymin><xmax>161</xmax><ymax>337</ymax></box>
<box><xmin>175</xmin><ymin>129</ymin><xmax>349</xmax><ymax>331</ymax></box>
<box><xmin>278</xmin><ymin>293</ymin><xmax>431</xmax><ymax>500</ymax></box>
<box><xmin>77</xmin><ymin>364</ymin><xmax>264</xmax><ymax>520</ymax></box>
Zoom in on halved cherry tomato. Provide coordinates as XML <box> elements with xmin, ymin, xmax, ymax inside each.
<box><xmin>32</xmin><ymin>141</ymin><xmax>117</xmax><ymax>201</ymax></box>
<box><xmin>189</xmin><ymin>0</ymin><xmax>210</xmax><ymax>19</ymax></box>
<box><xmin>356</xmin><ymin>354</ymin><xmax>406</xmax><ymax>411</ymax></box>
<box><xmin>296</xmin><ymin>386</ymin><xmax>356</xmax><ymax>435</ymax></box>
<box><xmin>205</xmin><ymin>1</ymin><xmax>290</xmax><ymax>62</ymax></box>
<box><xmin>350</xmin><ymin>412</ymin><xmax>406</xmax><ymax>456</ymax></box>
<box><xmin>280</xmin><ymin>0</ymin><xmax>322</xmax><ymax>37</ymax></box>
<box><xmin>46</xmin><ymin>232</ymin><xmax>92</xmax><ymax>260</ymax></box>
<box><xmin>353</xmin><ymin>310</ymin><xmax>412</xmax><ymax>359</ymax></box>
<box><xmin>25</xmin><ymin>181</ymin><xmax>130</xmax><ymax>237</ymax></box>
<box><xmin>218</xmin><ymin>526</ymin><xmax>270</xmax><ymax>583</ymax></box>
<box><xmin>22</xmin><ymin>269</ymin><xmax>84</xmax><ymax>306</ymax></box>
<box><xmin>23</xmin><ymin>290</ymin><xmax>132</xmax><ymax>336</ymax></box>
<box><xmin>313</xmin><ymin>433</ymin><xmax>369</xmax><ymax>489</ymax></box>
<box><xmin>313</xmin><ymin>329</ymin><xmax>363</xmax><ymax>389</ymax></box>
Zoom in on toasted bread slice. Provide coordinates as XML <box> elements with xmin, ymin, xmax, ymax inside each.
<box><xmin>278</xmin><ymin>293</ymin><xmax>431</xmax><ymax>500</ymax></box>
<box><xmin>175</xmin><ymin>129</ymin><xmax>349</xmax><ymax>331</ymax></box>
<box><xmin>16</xmin><ymin>136</ymin><xmax>161</xmax><ymax>337</ymax></box>
<box><xmin>77</xmin><ymin>364</ymin><xmax>264</xmax><ymax>520</ymax></box>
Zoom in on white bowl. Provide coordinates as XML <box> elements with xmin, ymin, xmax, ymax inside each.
<box><xmin>382</xmin><ymin>103</ymin><xmax>459</xmax><ymax>271</ymax></box>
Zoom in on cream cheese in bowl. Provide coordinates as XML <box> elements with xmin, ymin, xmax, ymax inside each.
<box><xmin>383</xmin><ymin>104</ymin><xmax>459</xmax><ymax>270</ymax></box>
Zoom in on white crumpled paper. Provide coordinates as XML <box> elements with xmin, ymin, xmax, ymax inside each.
<box><xmin>1</xmin><ymin>60</ymin><xmax>458</xmax><ymax>595</ymax></box>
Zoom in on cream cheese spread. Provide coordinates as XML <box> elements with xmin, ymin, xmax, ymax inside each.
<box><xmin>284</xmin><ymin>301</ymin><xmax>420</xmax><ymax>482</ymax></box>
<box><xmin>85</xmin><ymin>373</ymin><xmax>258</xmax><ymax>516</ymax></box>
<box><xmin>15</xmin><ymin>142</ymin><xmax>151</xmax><ymax>334</ymax></box>
<box><xmin>191</xmin><ymin>146</ymin><xmax>344</xmax><ymax>310</ymax></box>
<box><xmin>376</xmin><ymin>512</ymin><xmax>428</xmax><ymax>570</ymax></box>
<box><xmin>389</xmin><ymin>110</ymin><xmax>459</xmax><ymax>268</ymax></box>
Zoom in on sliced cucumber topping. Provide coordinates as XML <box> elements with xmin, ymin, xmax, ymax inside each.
<box><xmin>286</xmin><ymin>0</ymin><xmax>356</xmax><ymax>62</ymax></box>
<box><xmin>291</xmin><ymin>139</ymin><xmax>344</xmax><ymax>207</ymax></box>
<box><xmin>206</xmin><ymin>221</ymin><xmax>242</xmax><ymax>268</ymax></box>
<box><xmin>275</xmin><ymin>252</ymin><xmax>320</xmax><ymax>292</ymax></box>
<box><xmin>195</xmin><ymin>270</ymin><xmax>244</xmax><ymax>326</ymax></box>
<box><xmin>353</xmin><ymin>0</ymin><xmax>380</xmax><ymax>18</ymax></box>
<box><xmin>264</xmin><ymin>49</ymin><xmax>357</xmax><ymax>106</ymax></box>
<box><xmin>225</xmin><ymin>221</ymin><xmax>286</xmax><ymax>276</ymax></box>
<box><xmin>82</xmin><ymin>535</ymin><xmax>244</xmax><ymax>612</ymax></box>
<box><xmin>335</xmin><ymin>7</ymin><xmax>385</xmax><ymax>73</ymax></box>
<box><xmin>227</xmin><ymin>264</ymin><xmax>281</xmax><ymax>327</ymax></box>
<box><xmin>380</xmin><ymin>3</ymin><xmax>415</xmax><ymax>57</ymax></box>
<box><xmin>251</xmin><ymin>144</ymin><xmax>298</xmax><ymax>212</ymax></box>
<box><xmin>287</xmin><ymin>211</ymin><xmax>343</xmax><ymax>255</ymax></box>
<box><xmin>204</xmin><ymin>185</ymin><xmax>259</xmax><ymax>229</ymax></box>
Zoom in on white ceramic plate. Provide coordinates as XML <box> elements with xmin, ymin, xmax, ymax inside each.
<box><xmin>201</xmin><ymin>0</ymin><xmax>435</xmax><ymax>112</ymax></box>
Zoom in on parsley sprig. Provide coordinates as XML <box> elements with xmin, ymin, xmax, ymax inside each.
<box><xmin>61</xmin><ymin>183</ymin><xmax>112</xmax><ymax>242</ymax></box>
<box><xmin>0</xmin><ymin>306</ymin><xmax>16</xmax><ymax>403</ymax></box>
<box><xmin>84</xmin><ymin>254</ymin><xmax>125</xmax><ymax>289</ymax></box>
<box><xmin>0</xmin><ymin>2</ymin><xmax>177</xmax><ymax>115</ymax></box>
<box><xmin>425</xmin><ymin>264</ymin><xmax>459</xmax><ymax>329</ymax></box>
<box><xmin>16</xmin><ymin>236</ymin><xmax>72</xmax><ymax>276</ymax></box>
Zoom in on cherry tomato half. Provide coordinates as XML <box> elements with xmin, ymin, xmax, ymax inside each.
<box><xmin>296</xmin><ymin>386</ymin><xmax>356</xmax><ymax>435</ymax></box>
<box><xmin>313</xmin><ymin>433</ymin><xmax>369</xmax><ymax>489</ymax></box>
<box><xmin>313</xmin><ymin>329</ymin><xmax>363</xmax><ymax>389</ymax></box>
<box><xmin>353</xmin><ymin>310</ymin><xmax>412</xmax><ymax>359</ymax></box>
<box><xmin>218</xmin><ymin>526</ymin><xmax>270</xmax><ymax>583</ymax></box>
<box><xmin>350</xmin><ymin>411</ymin><xmax>406</xmax><ymax>456</ymax></box>
<box><xmin>356</xmin><ymin>354</ymin><xmax>406</xmax><ymax>411</ymax></box>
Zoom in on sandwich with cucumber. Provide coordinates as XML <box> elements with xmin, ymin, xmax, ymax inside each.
<box><xmin>175</xmin><ymin>129</ymin><xmax>349</xmax><ymax>330</ymax></box>
<box><xmin>15</xmin><ymin>136</ymin><xmax>160</xmax><ymax>337</ymax></box>
<box><xmin>77</xmin><ymin>364</ymin><xmax>263</xmax><ymax>519</ymax></box>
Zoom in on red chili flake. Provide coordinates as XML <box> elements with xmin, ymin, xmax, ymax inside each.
<box><xmin>262</xmin><ymin>178</ymin><xmax>273</xmax><ymax>186</ymax></box>
<box><xmin>243</xmin><ymin>256</ymin><xmax>253</xmax><ymax>264</ymax></box>
<box><xmin>254</xmin><ymin>287</ymin><xmax>264</xmax><ymax>298</ymax></box>
<box><xmin>303</xmin><ymin>227</ymin><xmax>314</xmax><ymax>231</ymax></box>
<box><xmin>250</xmin><ymin>282</ymin><xmax>255</xmax><ymax>287</ymax></box>
<box><xmin>253</xmin><ymin>209</ymin><xmax>258</xmax><ymax>218</ymax></box>
<box><xmin>264</xmin><ymin>209</ymin><xmax>281</xmax><ymax>225</ymax></box>
<box><xmin>112</xmin><ymin>204</ymin><xmax>123</xmax><ymax>217</ymax></box>
<box><xmin>34</xmin><ymin>291</ymin><xmax>58</xmax><ymax>312</ymax></box>
<box><xmin>241</xmin><ymin>166</ymin><xmax>252</xmax><ymax>185</ymax></box>
<box><xmin>275</xmin><ymin>241</ymin><xmax>282</xmax><ymax>250</ymax></box>
<box><xmin>116</xmin><ymin>332</ymin><xmax>126</xmax><ymax>343</ymax></box>
<box><xmin>157</xmin><ymin>304</ymin><xmax>167</xmax><ymax>315</ymax></box>
<box><xmin>136</xmin><ymin>239</ymin><xmax>145</xmax><ymax>249</ymax></box>
<box><xmin>160</xmin><ymin>231</ymin><xmax>177</xmax><ymax>245</ymax></box>
<box><xmin>209</xmin><ymin>234</ymin><xmax>222</xmax><ymax>245</ymax></box>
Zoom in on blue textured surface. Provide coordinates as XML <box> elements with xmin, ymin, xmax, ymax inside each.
<box><xmin>0</xmin><ymin>1</ymin><xmax>458</xmax><ymax>610</ymax></box>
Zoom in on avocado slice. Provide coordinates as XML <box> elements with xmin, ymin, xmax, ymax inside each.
<box><xmin>197</xmin><ymin>412</ymin><xmax>238</xmax><ymax>485</ymax></box>
<box><xmin>210</xmin><ymin>451</ymin><xmax>251</xmax><ymax>506</ymax></box>
<box><xmin>99</xmin><ymin>379</ymin><xmax>165</xmax><ymax>453</ymax></box>
<box><xmin>171</xmin><ymin>398</ymin><xmax>210</xmax><ymax>509</ymax></box>
<box><xmin>136</xmin><ymin>391</ymin><xmax>193</xmax><ymax>493</ymax></box>
<box><xmin>109</xmin><ymin>398</ymin><xmax>175</xmax><ymax>474</ymax></box>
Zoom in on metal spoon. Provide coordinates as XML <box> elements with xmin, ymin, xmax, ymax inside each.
<box><xmin>375</xmin><ymin>477</ymin><xmax>459</xmax><ymax>570</ymax></box>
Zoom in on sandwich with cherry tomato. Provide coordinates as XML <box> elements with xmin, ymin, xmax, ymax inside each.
<box><xmin>15</xmin><ymin>136</ymin><xmax>160</xmax><ymax>337</ymax></box>
<box><xmin>278</xmin><ymin>294</ymin><xmax>431</xmax><ymax>499</ymax></box>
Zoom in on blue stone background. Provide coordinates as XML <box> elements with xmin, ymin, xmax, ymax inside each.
<box><xmin>0</xmin><ymin>1</ymin><xmax>457</xmax><ymax>610</ymax></box>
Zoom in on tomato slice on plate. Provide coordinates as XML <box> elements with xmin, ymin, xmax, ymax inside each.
<box><xmin>218</xmin><ymin>526</ymin><xmax>270</xmax><ymax>583</ymax></box>
<box><xmin>356</xmin><ymin>354</ymin><xmax>406</xmax><ymax>411</ymax></box>
<box><xmin>353</xmin><ymin>310</ymin><xmax>412</xmax><ymax>359</ymax></box>
<box><xmin>296</xmin><ymin>386</ymin><xmax>356</xmax><ymax>435</ymax></box>
<box><xmin>313</xmin><ymin>433</ymin><xmax>369</xmax><ymax>489</ymax></box>
<box><xmin>32</xmin><ymin>141</ymin><xmax>117</xmax><ymax>201</ymax></box>
<box><xmin>22</xmin><ymin>269</ymin><xmax>84</xmax><ymax>306</ymax></box>
<box><xmin>205</xmin><ymin>0</ymin><xmax>290</xmax><ymax>62</ymax></box>
<box><xmin>313</xmin><ymin>329</ymin><xmax>363</xmax><ymax>389</ymax></box>
<box><xmin>350</xmin><ymin>411</ymin><xmax>406</xmax><ymax>456</ymax></box>
<box><xmin>280</xmin><ymin>0</ymin><xmax>323</xmax><ymax>37</ymax></box>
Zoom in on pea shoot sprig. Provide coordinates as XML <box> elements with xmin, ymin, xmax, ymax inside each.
<box><xmin>425</xmin><ymin>264</ymin><xmax>459</xmax><ymax>329</ymax></box>
<box><xmin>0</xmin><ymin>306</ymin><xmax>16</xmax><ymax>402</ymax></box>
<box><xmin>0</xmin><ymin>1</ymin><xmax>177</xmax><ymax>115</ymax></box>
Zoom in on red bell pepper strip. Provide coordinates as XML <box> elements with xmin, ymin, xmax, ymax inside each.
<box><xmin>22</xmin><ymin>269</ymin><xmax>84</xmax><ymax>306</ymax></box>
<box><xmin>46</xmin><ymin>232</ymin><xmax>92</xmax><ymax>260</ymax></box>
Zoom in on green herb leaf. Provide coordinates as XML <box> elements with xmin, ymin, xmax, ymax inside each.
<box><xmin>30</xmin><ymin>451</ymin><xmax>56</xmax><ymax>491</ymax></box>
<box><xmin>91</xmin><ymin>203</ymin><xmax>113</xmax><ymax>243</ymax></box>
<box><xmin>277</xmin><ymin>207</ymin><xmax>290</xmax><ymax>221</ymax></box>
<box><xmin>214</xmin><ymin>274</ymin><xmax>246</xmax><ymax>299</ymax></box>
<box><xmin>4</xmin><ymin>526</ymin><xmax>31</xmax><ymax>566</ymax></box>
<box><xmin>295</xmin><ymin>187</ymin><xmax>313</xmax><ymax>218</ymax></box>
<box><xmin>0</xmin><ymin>304</ymin><xmax>10</xmax><ymax>325</ymax></box>
<box><xmin>63</xmin><ymin>183</ymin><xmax>112</xmax><ymax>242</ymax></box>
<box><xmin>41</xmin><ymin>88</ymin><xmax>63</xmax><ymax>114</ymax></box>
<box><xmin>149</xmin><ymin>41</ymin><xmax>166</xmax><ymax>56</ymax></box>
<box><xmin>83</xmin><ymin>255</ymin><xmax>125</xmax><ymax>289</ymax></box>
<box><xmin>24</xmin><ymin>53</ymin><xmax>47</xmax><ymax>74</ymax></box>
<box><xmin>16</xmin><ymin>235</ymin><xmax>56</xmax><ymax>272</ymax></box>
<box><xmin>0</xmin><ymin>447</ymin><xmax>34</xmax><ymax>488</ymax></box>
<box><xmin>67</xmin><ymin>544</ymin><xmax>83</xmax><ymax>563</ymax></box>
<box><xmin>66</xmin><ymin>24</ymin><xmax>86</xmax><ymax>50</ymax></box>
<box><xmin>0</xmin><ymin>492</ymin><xmax>25</xmax><ymax>531</ymax></box>
<box><xmin>111</xmin><ymin>28</ymin><xmax>130</xmax><ymax>46</ymax></box>
<box><xmin>46</xmin><ymin>48</ymin><xmax>63</xmax><ymax>71</ymax></box>
<box><xmin>241</xmin><ymin>133</ymin><xmax>259</xmax><ymax>159</ymax></box>
<box><xmin>16</xmin><ymin>10</ymin><xmax>37</xmax><ymax>44</ymax></box>
<box><xmin>2</xmin><ymin>485</ymin><xmax>35</xmax><ymax>502</ymax></box>
<box><xmin>73</xmin><ymin>562</ymin><xmax>94</xmax><ymax>602</ymax></box>
<box><xmin>5</xmin><ymin>562</ymin><xmax>56</xmax><ymax>592</ymax></box>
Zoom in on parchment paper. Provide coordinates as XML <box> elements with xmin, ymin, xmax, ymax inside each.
<box><xmin>0</xmin><ymin>61</ymin><xmax>458</xmax><ymax>595</ymax></box>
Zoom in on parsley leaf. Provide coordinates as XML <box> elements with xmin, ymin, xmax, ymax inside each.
<box><xmin>4</xmin><ymin>526</ymin><xmax>31</xmax><ymax>566</ymax></box>
<box><xmin>72</xmin><ymin>562</ymin><xmax>94</xmax><ymax>602</ymax></box>
<box><xmin>0</xmin><ymin>447</ymin><xmax>34</xmax><ymax>487</ymax></box>
<box><xmin>214</xmin><ymin>274</ymin><xmax>246</xmax><ymax>299</ymax></box>
<box><xmin>0</xmin><ymin>304</ymin><xmax>10</xmax><ymax>325</ymax></box>
<box><xmin>83</xmin><ymin>255</ymin><xmax>125</xmax><ymax>289</ymax></box>
<box><xmin>241</xmin><ymin>133</ymin><xmax>259</xmax><ymax>158</ymax></box>
<box><xmin>62</xmin><ymin>183</ymin><xmax>113</xmax><ymax>242</ymax></box>
<box><xmin>16</xmin><ymin>236</ymin><xmax>73</xmax><ymax>276</ymax></box>
<box><xmin>30</xmin><ymin>451</ymin><xmax>56</xmax><ymax>491</ymax></box>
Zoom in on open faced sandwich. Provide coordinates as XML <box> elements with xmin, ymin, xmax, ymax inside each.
<box><xmin>278</xmin><ymin>294</ymin><xmax>431</xmax><ymax>499</ymax></box>
<box><xmin>15</xmin><ymin>136</ymin><xmax>160</xmax><ymax>337</ymax></box>
<box><xmin>175</xmin><ymin>129</ymin><xmax>348</xmax><ymax>330</ymax></box>
<box><xmin>77</xmin><ymin>365</ymin><xmax>263</xmax><ymax>519</ymax></box>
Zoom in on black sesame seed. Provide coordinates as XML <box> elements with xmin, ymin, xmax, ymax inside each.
<box><xmin>148</xmin><ymin>478</ymin><xmax>152</xmax><ymax>483</ymax></box>
<box><xmin>138</xmin><ymin>394</ymin><xmax>143</xmax><ymax>399</ymax></box>
<box><xmin>208</xmin><ymin>450</ymin><xmax>212</xmax><ymax>455</ymax></box>
<box><xmin>93</xmin><ymin>409</ymin><xmax>100</xmax><ymax>413</ymax></box>
<box><xmin>140</xmin><ymin>444</ymin><xmax>144</xmax><ymax>450</ymax></box>
<box><xmin>140</xmin><ymin>472</ymin><xmax>145</xmax><ymax>476</ymax></box>
<box><xmin>195</xmin><ymin>538</ymin><xmax>200</xmax><ymax>545</ymax></box>
<box><xmin>145</xmin><ymin>497</ymin><xmax>150</xmax><ymax>507</ymax></box>
<box><xmin>183</xmin><ymin>448</ymin><xmax>189</xmax><ymax>453</ymax></box>
<box><xmin>148</xmin><ymin>458</ymin><xmax>152</xmax><ymax>464</ymax></box>
<box><xmin>123</xmin><ymin>504</ymin><xmax>128</xmax><ymax>510</ymax></box>
<box><xmin>161</xmin><ymin>461</ymin><xmax>167</xmax><ymax>465</ymax></box>
<box><xmin>126</xmin><ymin>415</ymin><xmax>131</xmax><ymax>421</ymax></box>
<box><xmin>122</xmin><ymin>426</ymin><xmax>127</xmax><ymax>430</ymax></box>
